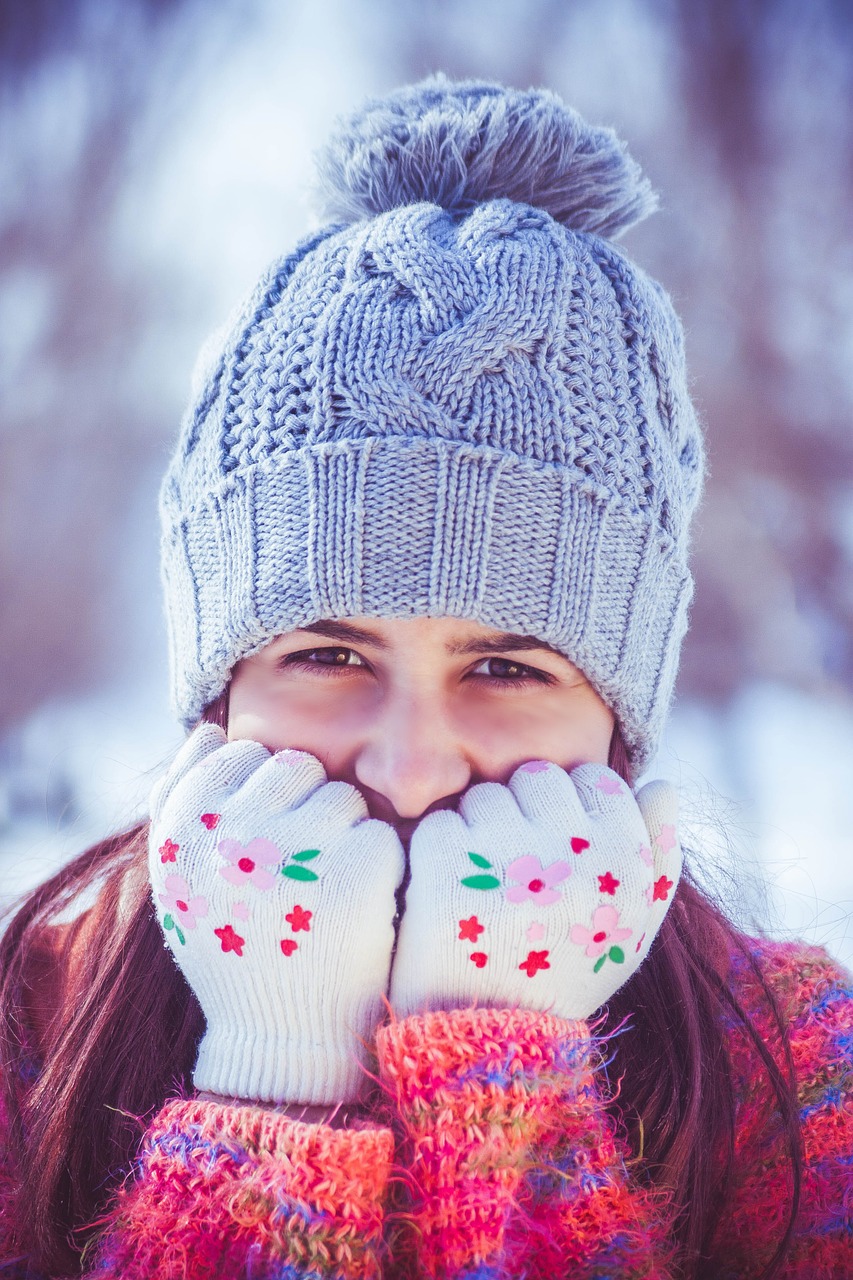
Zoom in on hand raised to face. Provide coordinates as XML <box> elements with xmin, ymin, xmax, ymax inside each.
<box><xmin>390</xmin><ymin>760</ymin><xmax>681</xmax><ymax>1021</ymax></box>
<box><xmin>148</xmin><ymin>724</ymin><xmax>405</xmax><ymax>1105</ymax></box>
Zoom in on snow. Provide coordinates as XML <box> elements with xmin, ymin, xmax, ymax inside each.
<box><xmin>649</xmin><ymin>688</ymin><xmax>853</xmax><ymax>967</ymax></box>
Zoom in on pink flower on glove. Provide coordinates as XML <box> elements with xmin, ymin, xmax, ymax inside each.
<box><xmin>570</xmin><ymin>905</ymin><xmax>631</xmax><ymax>958</ymax></box>
<box><xmin>505</xmin><ymin>855</ymin><xmax>571</xmax><ymax>904</ymax></box>
<box><xmin>218</xmin><ymin>837</ymin><xmax>280</xmax><ymax>890</ymax></box>
<box><xmin>158</xmin><ymin>875</ymin><xmax>208</xmax><ymax>930</ymax></box>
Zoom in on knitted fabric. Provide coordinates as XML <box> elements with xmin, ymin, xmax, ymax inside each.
<box><xmin>376</xmin><ymin>1007</ymin><xmax>676</xmax><ymax>1279</ymax></box>
<box><xmin>160</xmin><ymin>78</ymin><xmax>704</xmax><ymax>772</ymax></box>
<box><xmin>90</xmin><ymin>1100</ymin><xmax>392</xmax><ymax>1279</ymax></box>
<box><xmin>709</xmin><ymin>943</ymin><xmax>853</xmax><ymax>1278</ymax></box>
<box><xmin>377</xmin><ymin>1007</ymin><xmax>592</xmax><ymax>1277</ymax></box>
<box><xmin>1</xmin><ymin>940</ymin><xmax>852</xmax><ymax>1277</ymax></box>
<box><xmin>147</xmin><ymin>726</ymin><xmax>405</xmax><ymax>1104</ymax></box>
<box><xmin>390</xmin><ymin>760</ymin><xmax>683</xmax><ymax>1020</ymax></box>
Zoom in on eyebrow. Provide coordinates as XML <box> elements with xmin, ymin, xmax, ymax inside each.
<box><xmin>295</xmin><ymin>619</ymin><xmax>565</xmax><ymax>659</ymax></box>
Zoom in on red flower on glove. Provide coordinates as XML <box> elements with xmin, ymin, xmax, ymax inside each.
<box><xmin>214</xmin><ymin>924</ymin><xmax>245</xmax><ymax>956</ymax></box>
<box><xmin>159</xmin><ymin>838</ymin><xmax>179</xmax><ymax>863</ymax></box>
<box><xmin>519</xmin><ymin>949</ymin><xmax>551</xmax><ymax>977</ymax></box>
<box><xmin>458</xmin><ymin>915</ymin><xmax>484</xmax><ymax>942</ymax></box>
<box><xmin>285</xmin><ymin>904</ymin><xmax>312</xmax><ymax>933</ymax></box>
<box><xmin>652</xmin><ymin>875</ymin><xmax>674</xmax><ymax>902</ymax></box>
<box><xmin>598</xmin><ymin>871</ymin><xmax>620</xmax><ymax>895</ymax></box>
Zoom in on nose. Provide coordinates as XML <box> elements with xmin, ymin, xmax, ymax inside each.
<box><xmin>353</xmin><ymin>689</ymin><xmax>472</xmax><ymax>822</ymax></box>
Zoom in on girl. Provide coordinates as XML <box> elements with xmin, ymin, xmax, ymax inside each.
<box><xmin>1</xmin><ymin>78</ymin><xmax>850</xmax><ymax>1280</ymax></box>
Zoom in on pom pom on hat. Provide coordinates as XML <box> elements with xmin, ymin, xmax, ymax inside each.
<box><xmin>315</xmin><ymin>73</ymin><xmax>657</xmax><ymax>239</ymax></box>
<box><xmin>163</xmin><ymin>77</ymin><xmax>703</xmax><ymax>773</ymax></box>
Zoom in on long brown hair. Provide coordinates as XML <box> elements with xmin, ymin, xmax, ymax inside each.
<box><xmin>0</xmin><ymin>707</ymin><xmax>802</xmax><ymax>1278</ymax></box>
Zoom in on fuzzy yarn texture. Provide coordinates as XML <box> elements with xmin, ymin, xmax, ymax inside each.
<box><xmin>160</xmin><ymin>76</ymin><xmax>704</xmax><ymax>772</ymax></box>
<box><xmin>1</xmin><ymin>939</ymin><xmax>852</xmax><ymax>1276</ymax></box>
<box><xmin>92</xmin><ymin>1099</ymin><xmax>392</xmax><ymax>1279</ymax></box>
<box><xmin>377</xmin><ymin>1006</ymin><xmax>677</xmax><ymax>1278</ymax></box>
<box><xmin>315</xmin><ymin>75</ymin><xmax>658</xmax><ymax>237</ymax></box>
<box><xmin>708</xmin><ymin>942</ymin><xmax>853</xmax><ymax>1277</ymax></box>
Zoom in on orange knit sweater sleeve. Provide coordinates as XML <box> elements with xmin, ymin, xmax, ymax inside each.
<box><xmin>375</xmin><ymin>1006</ymin><xmax>677</xmax><ymax>1280</ymax></box>
<box><xmin>0</xmin><ymin>1092</ymin><xmax>393</xmax><ymax>1279</ymax></box>
<box><xmin>2</xmin><ymin>941</ymin><xmax>849</xmax><ymax>1279</ymax></box>
<box><xmin>710</xmin><ymin>940</ymin><xmax>853</xmax><ymax>1279</ymax></box>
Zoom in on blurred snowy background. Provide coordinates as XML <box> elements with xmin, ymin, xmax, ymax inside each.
<box><xmin>2</xmin><ymin>0</ymin><xmax>852</xmax><ymax>967</ymax></box>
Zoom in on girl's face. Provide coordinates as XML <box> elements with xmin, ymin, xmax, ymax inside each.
<box><xmin>228</xmin><ymin>615</ymin><xmax>614</xmax><ymax>842</ymax></box>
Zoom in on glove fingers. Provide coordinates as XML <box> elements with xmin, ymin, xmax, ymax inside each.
<box><xmin>168</xmin><ymin>737</ymin><xmax>272</xmax><ymax>818</ymax></box>
<box><xmin>174</xmin><ymin>723</ymin><xmax>228</xmax><ymax>775</ymax></box>
<box><xmin>635</xmin><ymin>778</ymin><xmax>679</xmax><ymax>849</ymax></box>
<box><xmin>150</xmin><ymin>724</ymin><xmax>226</xmax><ymax>819</ymax></box>
<box><xmin>227</xmin><ymin>748</ymin><xmax>329</xmax><ymax>816</ymax></box>
<box><xmin>327</xmin><ymin>817</ymin><xmax>406</xmax><ymax>893</ymax></box>
<box><xmin>569</xmin><ymin>762</ymin><xmax>637</xmax><ymax>817</ymax></box>
<box><xmin>505</xmin><ymin>759</ymin><xmax>587</xmax><ymax>827</ymax></box>
<box><xmin>291</xmin><ymin>778</ymin><xmax>371</xmax><ymax>830</ymax></box>
<box><xmin>635</xmin><ymin>779</ymin><xmax>682</xmax><ymax>934</ymax></box>
<box><xmin>409</xmin><ymin>806</ymin><xmax>470</xmax><ymax>853</ymax></box>
<box><xmin>394</xmin><ymin>771</ymin><xmax>686</xmax><ymax>1023</ymax></box>
<box><xmin>458</xmin><ymin>780</ymin><xmax>524</xmax><ymax>829</ymax></box>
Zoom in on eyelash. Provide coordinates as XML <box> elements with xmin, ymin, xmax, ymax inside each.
<box><xmin>278</xmin><ymin>647</ymin><xmax>554</xmax><ymax>689</ymax></box>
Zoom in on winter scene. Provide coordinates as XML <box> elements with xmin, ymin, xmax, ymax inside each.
<box><xmin>2</xmin><ymin>0</ymin><xmax>852</xmax><ymax>978</ymax></box>
<box><xmin>2</xmin><ymin>4</ymin><xmax>853</xmax><ymax>1276</ymax></box>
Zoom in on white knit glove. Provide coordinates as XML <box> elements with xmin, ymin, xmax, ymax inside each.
<box><xmin>148</xmin><ymin>725</ymin><xmax>405</xmax><ymax>1104</ymax></box>
<box><xmin>390</xmin><ymin>760</ymin><xmax>681</xmax><ymax>1020</ymax></box>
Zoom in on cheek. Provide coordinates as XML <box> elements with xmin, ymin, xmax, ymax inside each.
<box><xmin>461</xmin><ymin>694</ymin><xmax>613</xmax><ymax>773</ymax></box>
<box><xmin>227</xmin><ymin>679</ymin><xmax>363</xmax><ymax>764</ymax></box>
<box><xmin>558</xmin><ymin>710</ymin><xmax>614</xmax><ymax>767</ymax></box>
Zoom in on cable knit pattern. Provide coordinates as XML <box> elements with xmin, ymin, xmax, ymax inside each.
<box><xmin>160</xmin><ymin>80</ymin><xmax>704</xmax><ymax>772</ymax></box>
<box><xmin>1</xmin><ymin>940</ymin><xmax>850</xmax><ymax>1277</ymax></box>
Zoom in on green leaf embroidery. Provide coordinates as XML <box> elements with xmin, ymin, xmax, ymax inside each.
<box><xmin>283</xmin><ymin>865</ymin><xmax>320</xmax><ymax>882</ymax></box>
<box><xmin>292</xmin><ymin>848</ymin><xmax>320</xmax><ymax>862</ymax></box>
<box><xmin>593</xmin><ymin>954</ymin><xmax>606</xmax><ymax>974</ymax></box>
<box><xmin>608</xmin><ymin>946</ymin><xmax>625</xmax><ymax>964</ymax></box>
<box><xmin>163</xmin><ymin>913</ymin><xmax>186</xmax><ymax>946</ymax></box>
<box><xmin>460</xmin><ymin>874</ymin><xmax>501</xmax><ymax>890</ymax></box>
<box><xmin>467</xmin><ymin>852</ymin><xmax>493</xmax><ymax>869</ymax></box>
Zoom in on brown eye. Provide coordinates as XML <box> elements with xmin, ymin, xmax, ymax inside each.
<box><xmin>278</xmin><ymin>647</ymin><xmax>365</xmax><ymax>672</ymax></box>
<box><xmin>483</xmin><ymin>658</ymin><xmax>527</xmax><ymax>678</ymax></box>
<box><xmin>306</xmin><ymin>647</ymin><xmax>363</xmax><ymax>667</ymax></box>
<box><xmin>471</xmin><ymin>657</ymin><xmax>552</xmax><ymax>687</ymax></box>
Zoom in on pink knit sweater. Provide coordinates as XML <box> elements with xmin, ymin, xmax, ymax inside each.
<box><xmin>1</xmin><ymin>939</ymin><xmax>850</xmax><ymax>1278</ymax></box>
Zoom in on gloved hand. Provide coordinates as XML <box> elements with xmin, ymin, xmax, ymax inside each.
<box><xmin>390</xmin><ymin>760</ymin><xmax>681</xmax><ymax>1020</ymax></box>
<box><xmin>148</xmin><ymin>724</ymin><xmax>405</xmax><ymax>1105</ymax></box>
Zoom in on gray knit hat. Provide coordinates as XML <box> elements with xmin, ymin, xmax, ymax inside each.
<box><xmin>160</xmin><ymin>77</ymin><xmax>704</xmax><ymax>773</ymax></box>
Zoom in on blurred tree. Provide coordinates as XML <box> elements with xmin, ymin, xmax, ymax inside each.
<box><xmin>662</xmin><ymin>0</ymin><xmax>853</xmax><ymax>699</ymax></box>
<box><xmin>0</xmin><ymin>0</ymin><xmax>241</xmax><ymax>733</ymax></box>
<box><xmin>1</xmin><ymin>0</ymin><xmax>852</xmax><ymax>746</ymax></box>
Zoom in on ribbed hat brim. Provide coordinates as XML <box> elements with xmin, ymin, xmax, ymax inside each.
<box><xmin>162</xmin><ymin>436</ymin><xmax>691</xmax><ymax>773</ymax></box>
